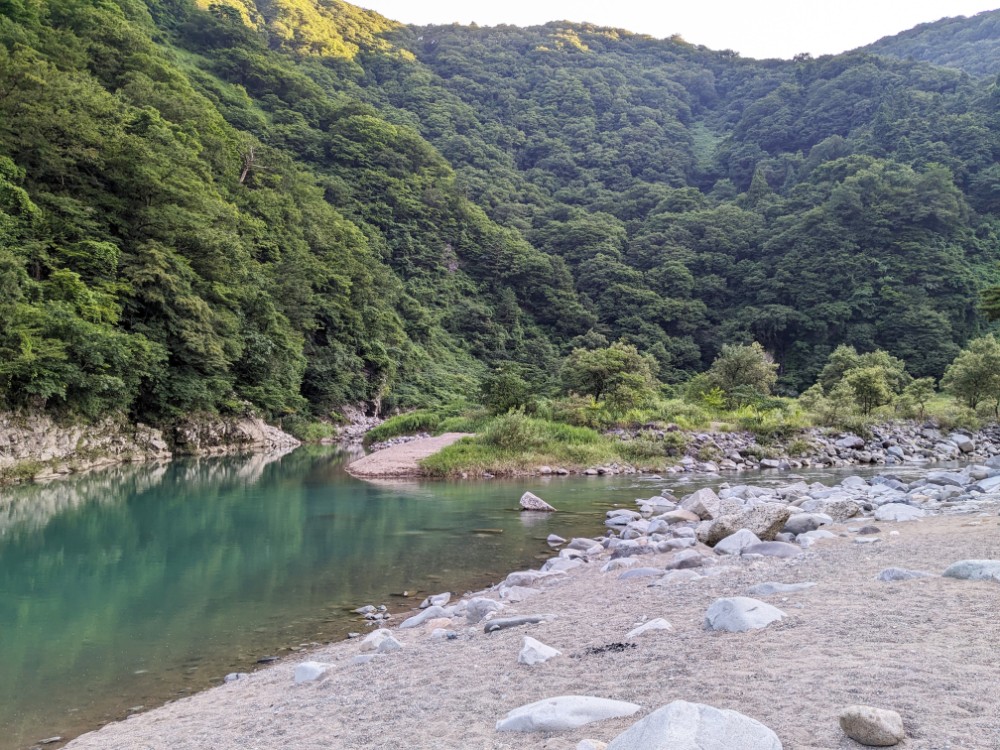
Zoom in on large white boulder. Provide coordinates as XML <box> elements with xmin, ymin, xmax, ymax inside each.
<box><xmin>606</xmin><ymin>700</ymin><xmax>782</xmax><ymax>749</ymax></box>
<box><xmin>874</xmin><ymin>503</ymin><xmax>926</xmax><ymax>522</ymax></box>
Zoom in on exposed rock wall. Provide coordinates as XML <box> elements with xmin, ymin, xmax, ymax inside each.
<box><xmin>0</xmin><ymin>412</ymin><xmax>300</xmax><ymax>483</ymax></box>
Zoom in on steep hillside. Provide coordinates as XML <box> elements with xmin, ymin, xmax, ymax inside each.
<box><xmin>864</xmin><ymin>9</ymin><xmax>1000</xmax><ymax>77</ymax></box>
<box><xmin>0</xmin><ymin>0</ymin><xmax>998</xmax><ymax>426</ymax></box>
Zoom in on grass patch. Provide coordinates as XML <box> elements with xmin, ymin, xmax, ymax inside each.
<box><xmin>419</xmin><ymin>411</ymin><xmax>678</xmax><ymax>476</ymax></box>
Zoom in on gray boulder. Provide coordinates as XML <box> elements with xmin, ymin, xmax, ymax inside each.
<box><xmin>839</xmin><ymin>705</ymin><xmax>905</xmax><ymax>746</ymax></box>
<box><xmin>877</xmin><ymin>568</ymin><xmax>934</xmax><ymax>582</ymax></box>
<box><xmin>782</xmin><ymin>513</ymin><xmax>831</xmax><ymax>536</ymax></box>
<box><xmin>466</xmin><ymin>597</ymin><xmax>503</xmax><ymax>623</ymax></box>
<box><xmin>520</xmin><ymin>491</ymin><xmax>556</xmax><ymax>512</ymax></box>
<box><xmin>399</xmin><ymin>605</ymin><xmax>447</xmax><ymax>629</ymax></box>
<box><xmin>705</xmin><ymin>597</ymin><xmax>786</xmax><ymax>632</ymax></box>
<box><xmin>680</xmin><ymin>487</ymin><xmax>725</xmax><ymax>520</ymax></box>
<box><xmin>496</xmin><ymin>696</ymin><xmax>641</xmax><ymax>732</ymax></box>
<box><xmin>874</xmin><ymin>503</ymin><xmax>926</xmax><ymax>522</ymax></box>
<box><xmin>606</xmin><ymin>700</ymin><xmax>782</xmax><ymax>750</ymax></box>
<box><xmin>741</xmin><ymin>541</ymin><xmax>802</xmax><ymax>559</ymax></box>
<box><xmin>747</xmin><ymin>581</ymin><xmax>815</xmax><ymax>596</ymax></box>
<box><xmin>664</xmin><ymin>549</ymin><xmax>711</xmax><ymax>570</ymax></box>
<box><xmin>485</xmin><ymin>614</ymin><xmax>557</xmax><ymax>633</ymax></box>
<box><xmin>714</xmin><ymin>528</ymin><xmax>762</xmax><ymax>556</ymax></box>
<box><xmin>698</xmin><ymin>503</ymin><xmax>792</xmax><ymax>546</ymax></box>
<box><xmin>618</xmin><ymin>567</ymin><xmax>666</xmax><ymax>580</ymax></box>
<box><xmin>942</xmin><ymin>560</ymin><xmax>1000</xmax><ymax>581</ymax></box>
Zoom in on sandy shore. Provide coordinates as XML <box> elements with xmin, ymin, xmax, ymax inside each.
<box><xmin>346</xmin><ymin>433</ymin><xmax>471</xmax><ymax>478</ymax></box>
<box><xmin>64</xmin><ymin>505</ymin><xmax>1000</xmax><ymax>750</ymax></box>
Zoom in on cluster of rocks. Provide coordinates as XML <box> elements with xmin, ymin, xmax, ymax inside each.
<box><xmin>610</xmin><ymin>422</ymin><xmax>1000</xmax><ymax>476</ymax></box>
<box><xmin>366</xmin><ymin>432</ymin><xmax>432</xmax><ymax>453</ymax></box>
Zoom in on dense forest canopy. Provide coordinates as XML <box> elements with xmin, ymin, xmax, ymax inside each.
<box><xmin>864</xmin><ymin>8</ymin><xmax>1000</xmax><ymax>77</ymax></box>
<box><xmin>0</xmin><ymin>0</ymin><xmax>998</xmax><ymax>425</ymax></box>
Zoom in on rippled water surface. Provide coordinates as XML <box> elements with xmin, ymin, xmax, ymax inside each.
<box><xmin>0</xmin><ymin>449</ymin><xmax>943</xmax><ymax>749</ymax></box>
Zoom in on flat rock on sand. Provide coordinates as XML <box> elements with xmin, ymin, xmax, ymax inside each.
<box><xmin>347</xmin><ymin>433</ymin><xmax>471</xmax><ymax>478</ymax></box>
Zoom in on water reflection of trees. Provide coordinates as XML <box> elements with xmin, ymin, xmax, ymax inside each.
<box><xmin>0</xmin><ymin>446</ymin><xmax>301</xmax><ymax>539</ymax></box>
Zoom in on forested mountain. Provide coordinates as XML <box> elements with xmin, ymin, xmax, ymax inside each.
<box><xmin>0</xmin><ymin>0</ymin><xmax>998</xmax><ymax>425</ymax></box>
<box><xmin>864</xmin><ymin>9</ymin><xmax>1000</xmax><ymax>77</ymax></box>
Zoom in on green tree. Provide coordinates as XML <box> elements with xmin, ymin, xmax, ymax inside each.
<box><xmin>479</xmin><ymin>365</ymin><xmax>532</xmax><ymax>415</ymax></box>
<box><xmin>844</xmin><ymin>366</ymin><xmax>894</xmax><ymax>415</ymax></box>
<box><xmin>560</xmin><ymin>342</ymin><xmax>658</xmax><ymax>413</ymax></box>
<box><xmin>941</xmin><ymin>335</ymin><xmax>1000</xmax><ymax>410</ymax></box>
<box><xmin>899</xmin><ymin>377</ymin><xmax>936</xmax><ymax>419</ymax></box>
<box><xmin>707</xmin><ymin>342</ymin><xmax>778</xmax><ymax>406</ymax></box>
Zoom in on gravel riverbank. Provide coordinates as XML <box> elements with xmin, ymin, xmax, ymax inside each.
<box><xmin>63</xmin><ymin>465</ymin><xmax>1000</xmax><ymax>750</ymax></box>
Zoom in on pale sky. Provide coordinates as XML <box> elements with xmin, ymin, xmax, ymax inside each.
<box><xmin>356</xmin><ymin>1</ymin><xmax>999</xmax><ymax>59</ymax></box>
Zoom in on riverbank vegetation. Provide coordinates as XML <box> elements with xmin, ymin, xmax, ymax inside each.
<box><xmin>397</xmin><ymin>338</ymin><xmax>999</xmax><ymax>476</ymax></box>
<box><xmin>1</xmin><ymin>1</ymin><xmax>1000</xmax><ymax>439</ymax></box>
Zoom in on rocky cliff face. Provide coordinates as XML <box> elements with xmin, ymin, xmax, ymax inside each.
<box><xmin>0</xmin><ymin>412</ymin><xmax>299</xmax><ymax>483</ymax></box>
<box><xmin>171</xmin><ymin>415</ymin><xmax>301</xmax><ymax>455</ymax></box>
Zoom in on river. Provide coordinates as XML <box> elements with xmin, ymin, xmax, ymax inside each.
<box><xmin>0</xmin><ymin>447</ymin><xmax>944</xmax><ymax>749</ymax></box>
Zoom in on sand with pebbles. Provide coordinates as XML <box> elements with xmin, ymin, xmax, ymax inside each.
<box><xmin>65</xmin><ymin>510</ymin><xmax>1000</xmax><ymax>750</ymax></box>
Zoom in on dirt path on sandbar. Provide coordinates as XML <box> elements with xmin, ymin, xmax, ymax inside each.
<box><xmin>346</xmin><ymin>433</ymin><xmax>472</xmax><ymax>478</ymax></box>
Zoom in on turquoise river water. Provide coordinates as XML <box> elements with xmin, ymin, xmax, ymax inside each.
<box><xmin>0</xmin><ymin>447</ymin><xmax>935</xmax><ymax>749</ymax></box>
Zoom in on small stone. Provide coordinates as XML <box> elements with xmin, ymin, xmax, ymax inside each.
<box><xmin>625</xmin><ymin>618</ymin><xmax>672</xmax><ymax>638</ymax></box>
<box><xmin>419</xmin><ymin>592</ymin><xmax>451</xmax><ymax>608</ymax></box>
<box><xmin>400</xmin><ymin>605</ymin><xmax>447</xmax><ymax>629</ymax></box>
<box><xmin>223</xmin><ymin>672</ymin><xmax>248</xmax><ymax>683</ymax></box>
<box><xmin>293</xmin><ymin>661</ymin><xmax>331</xmax><ymax>684</ymax></box>
<box><xmin>839</xmin><ymin>705</ymin><xmax>906</xmax><ymax>746</ymax></box>
<box><xmin>874</xmin><ymin>503</ymin><xmax>926</xmax><ymax>522</ymax></box>
<box><xmin>360</xmin><ymin>628</ymin><xmax>395</xmax><ymax>652</ymax></box>
<box><xmin>705</xmin><ymin>597</ymin><xmax>786</xmax><ymax>632</ymax></box>
<box><xmin>877</xmin><ymin>567</ymin><xmax>934</xmax><ymax>582</ymax></box>
<box><xmin>520</xmin><ymin>491</ymin><xmax>556</xmax><ymax>512</ymax></box>
<box><xmin>747</xmin><ymin>581</ymin><xmax>816</xmax><ymax>596</ymax></box>
<box><xmin>518</xmin><ymin>636</ymin><xmax>562</xmax><ymax>665</ymax></box>
<box><xmin>351</xmin><ymin>654</ymin><xmax>383</xmax><ymax>665</ymax></box>
<box><xmin>741</xmin><ymin>541</ymin><xmax>802</xmax><ymax>558</ymax></box>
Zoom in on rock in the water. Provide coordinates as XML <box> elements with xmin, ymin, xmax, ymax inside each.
<box><xmin>877</xmin><ymin>568</ymin><xmax>934</xmax><ymax>582</ymax></box>
<box><xmin>466</xmin><ymin>597</ymin><xmax>503</xmax><ymax>623</ymax></box>
<box><xmin>521</xmin><ymin>491</ymin><xmax>556</xmax><ymax>512</ymax></box>
<box><xmin>625</xmin><ymin>618</ymin><xmax>672</xmax><ymax>638</ymax></box>
<box><xmin>839</xmin><ymin>705</ymin><xmax>905</xmax><ymax>746</ymax></box>
<box><xmin>547</xmin><ymin>534</ymin><xmax>567</xmax><ymax>546</ymax></box>
<box><xmin>293</xmin><ymin>661</ymin><xmax>331</xmax><ymax>684</ymax></box>
<box><xmin>874</xmin><ymin>503</ymin><xmax>926</xmax><ymax>522</ymax></box>
<box><xmin>698</xmin><ymin>503</ymin><xmax>792</xmax><ymax>546</ymax></box>
<box><xmin>605</xmin><ymin>700</ymin><xmax>782</xmax><ymax>750</ymax></box>
<box><xmin>747</xmin><ymin>581</ymin><xmax>816</xmax><ymax>596</ymax></box>
<box><xmin>942</xmin><ymin>559</ymin><xmax>1000</xmax><ymax>581</ymax></box>
<box><xmin>714</xmin><ymin>528</ymin><xmax>762</xmax><ymax>556</ymax></box>
<box><xmin>518</xmin><ymin>636</ymin><xmax>561</xmax><ymax>665</ymax></box>
<box><xmin>705</xmin><ymin>597</ymin><xmax>786</xmax><ymax>633</ymax></box>
<box><xmin>496</xmin><ymin>696</ymin><xmax>642</xmax><ymax>732</ymax></box>
<box><xmin>741</xmin><ymin>541</ymin><xmax>802</xmax><ymax>558</ymax></box>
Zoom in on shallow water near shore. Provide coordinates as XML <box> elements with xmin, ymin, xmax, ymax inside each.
<box><xmin>0</xmin><ymin>449</ymin><xmax>955</xmax><ymax>749</ymax></box>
